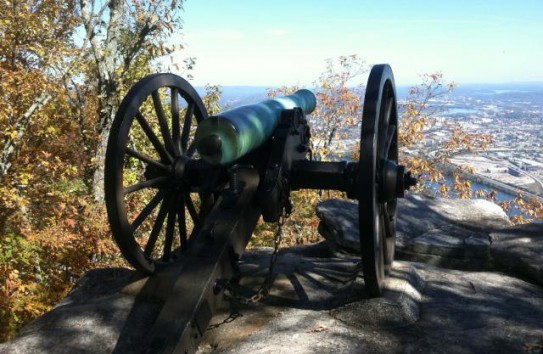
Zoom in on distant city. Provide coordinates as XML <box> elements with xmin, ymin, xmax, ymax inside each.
<box><xmin>418</xmin><ymin>83</ymin><xmax>543</xmax><ymax>200</ymax></box>
<box><xmin>198</xmin><ymin>82</ymin><xmax>543</xmax><ymax>203</ymax></box>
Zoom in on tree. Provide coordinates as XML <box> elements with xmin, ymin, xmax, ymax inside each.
<box><xmin>0</xmin><ymin>1</ymin><xmax>198</xmax><ymax>339</ymax></box>
<box><xmin>0</xmin><ymin>0</ymin><xmax>93</xmax><ymax>339</ymax></box>
<box><xmin>0</xmin><ymin>0</ymin><xmax>78</xmax><ymax>176</ymax></box>
<box><xmin>312</xmin><ymin>55</ymin><xmax>366</xmax><ymax>159</ymax></box>
<box><xmin>269</xmin><ymin>55</ymin><xmax>367</xmax><ymax>161</ymax></box>
<box><xmin>78</xmin><ymin>0</ymin><xmax>186</xmax><ymax>201</ymax></box>
<box><xmin>0</xmin><ymin>0</ymin><xmax>79</xmax><ymax>230</ymax></box>
<box><xmin>398</xmin><ymin>72</ymin><xmax>492</xmax><ymax>198</ymax></box>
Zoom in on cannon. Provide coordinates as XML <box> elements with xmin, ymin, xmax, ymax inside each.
<box><xmin>104</xmin><ymin>64</ymin><xmax>416</xmax><ymax>353</ymax></box>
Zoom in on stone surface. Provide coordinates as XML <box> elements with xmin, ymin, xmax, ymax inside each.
<box><xmin>316</xmin><ymin>194</ymin><xmax>541</xmax><ymax>274</ymax></box>
<box><xmin>411</xmin><ymin>231</ymin><xmax>464</xmax><ymax>257</ymax></box>
<box><xmin>396</xmin><ymin>193</ymin><xmax>511</xmax><ymax>235</ymax></box>
<box><xmin>2</xmin><ymin>243</ymin><xmax>543</xmax><ymax>353</ymax></box>
<box><xmin>491</xmin><ymin>223</ymin><xmax>543</xmax><ymax>286</ymax></box>
<box><xmin>465</xmin><ymin>234</ymin><xmax>492</xmax><ymax>257</ymax></box>
<box><xmin>0</xmin><ymin>268</ymin><xmax>162</xmax><ymax>354</ymax></box>
<box><xmin>315</xmin><ymin>199</ymin><xmax>360</xmax><ymax>254</ymax></box>
<box><xmin>2</xmin><ymin>195</ymin><xmax>542</xmax><ymax>354</ymax></box>
<box><xmin>196</xmin><ymin>244</ymin><xmax>543</xmax><ymax>354</ymax></box>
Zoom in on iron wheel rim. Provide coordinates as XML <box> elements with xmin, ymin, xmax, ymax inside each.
<box><xmin>105</xmin><ymin>73</ymin><xmax>210</xmax><ymax>274</ymax></box>
<box><xmin>359</xmin><ymin>64</ymin><xmax>399</xmax><ymax>297</ymax></box>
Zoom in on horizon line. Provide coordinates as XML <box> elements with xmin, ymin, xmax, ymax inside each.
<box><xmin>193</xmin><ymin>80</ymin><xmax>543</xmax><ymax>89</ymax></box>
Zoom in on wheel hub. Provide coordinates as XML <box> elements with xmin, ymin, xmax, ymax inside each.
<box><xmin>144</xmin><ymin>164</ymin><xmax>163</xmax><ymax>181</ymax></box>
<box><xmin>173</xmin><ymin>155</ymin><xmax>190</xmax><ymax>180</ymax></box>
<box><xmin>380</xmin><ymin>160</ymin><xmax>418</xmax><ymax>203</ymax></box>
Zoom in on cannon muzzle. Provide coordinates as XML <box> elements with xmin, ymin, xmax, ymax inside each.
<box><xmin>195</xmin><ymin>89</ymin><xmax>317</xmax><ymax>165</ymax></box>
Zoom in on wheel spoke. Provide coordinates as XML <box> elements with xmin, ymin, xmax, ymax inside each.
<box><xmin>198</xmin><ymin>193</ymin><xmax>215</xmax><ymax>220</ymax></box>
<box><xmin>162</xmin><ymin>196</ymin><xmax>177</xmax><ymax>260</ymax></box>
<box><xmin>382</xmin><ymin>206</ymin><xmax>393</xmax><ymax>238</ymax></box>
<box><xmin>126</xmin><ymin>147</ymin><xmax>171</xmax><ymax>172</ymax></box>
<box><xmin>379</xmin><ymin>97</ymin><xmax>393</xmax><ymax>155</ymax></box>
<box><xmin>185</xmin><ymin>193</ymin><xmax>199</xmax><ymax>227</ymax></box>
<box><xmin>186</xmin><ymin>141</ymin><xmax>197</xmax><ymax>158</ymax></box>
<box><xmin>152</xmin><ymin>90</ymin><xmax>176</xmax><ymax>156</ymax></box>
<box><xmin>135</xmin><ymin>112</ymin><xmax>173</xmax><ymax>164</ymax></box>
<box><xmin>123</xmin><ymin>176</ymin><xmax>170</xmax><ymax>195</ymax></box>
<box><xmin>177</xmin><ymin>193</ymin><xmax>188</xmax><ymax>251</ymax></box>
<box><xmin>171</xmin><ymin>88</ymin><xmax>181</xmax><ymax>156</ymax></box>
<box><xmin>131</xmin><ymin>190</ymin><xmax>165</xmax><ymax>232</ymax></box>
<box><xmin>181</xmin><ymin>103</ymin><xmax>194</xmax><ymax>153</ymax></box>
<box><xmin>144</xmin><ymin>196</ymin><xmax>170</xmax><ymax>257</ymax></box>
<box><xmin>385</xmin><ymin>91</ymin><xmax>393</xmax><ymax>117</ymax></box>
<box><xmin>383</xmin><ymin>125</ymin><xmax>396</xmax><ymax>159</ymax></box>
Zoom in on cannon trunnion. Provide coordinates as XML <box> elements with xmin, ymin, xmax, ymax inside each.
<box><xmin>104</xmin><ymin>64</ymin><xmax>416</xmax><ymax>353</ymax></box>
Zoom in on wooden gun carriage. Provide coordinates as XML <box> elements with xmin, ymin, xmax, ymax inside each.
<box><xmin>104</xmin><ymin>64</ymin><xmax>416</xmax><ymax>353</ymax></box>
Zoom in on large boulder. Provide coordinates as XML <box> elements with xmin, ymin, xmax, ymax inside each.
<box><xmin>0</xmin><ymin>268</ymin><xmax>159</xmax><ymax>354</ymax></box>
<box><xmin>317</xmin><ymin>194</ymin><xmax>513</xmax><ymax>270</ymax></box>
<box><xmin>2</xmin><ymin>243</ymin><xmax>542</xmax><ymax>354</ymax></box>
<box><xmin>2</xmin><ymin>194</ymin><xmax>542</xmax><ymax>353</ymax></box>
<box><xmin>491</xmin><ymin>223</ymin><xmax>543</xmax><ymax>286</ymax></box>
<box><xmin>198</xmin><ymin>244</ymin><xmax>543</xmax><ymax>354</ymax></box>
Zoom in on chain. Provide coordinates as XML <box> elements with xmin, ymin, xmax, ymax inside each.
<box><xmin>225</xmin><ymin>199</ymin><xmax>291</xmax><ymax>304</ymax></box>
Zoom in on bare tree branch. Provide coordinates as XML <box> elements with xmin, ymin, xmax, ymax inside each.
<box><xmin>121</xmin><ymin>22</ymin><xmax>157</xmax><ymax>77</ymax></box>
<box><xmin>0</xmin><ymin>93</ymin><xmax>52</xmax><ymax>176</ymax></box>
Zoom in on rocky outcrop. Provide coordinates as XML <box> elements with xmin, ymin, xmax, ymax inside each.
<box><xmin>198</xmin><ymin>245</ymin><xmax>543</xmax><ymax>354</ymax></box>
<box><xmin>316</xmin><ymin>195</ymin><xmax>511</xmax><ymax>270</ymax></box>
<box><xmin>491</xmin><ymin>223</ymin><xmax>543</xmax><ymax>285</ymax></box>
<box><xmin>0</xmin><ymin>268</ymin><xmax>160</xmax><ymax>354</ymax></box>
<box><xmin>1</xmin><ymin>194</ymin><xmax>542</xmax><ymax>354</ymax></box>
<box><xmin>317</xmin><ymin>194</ymin><xmax>542</xmax><ymax>284</ymax></box>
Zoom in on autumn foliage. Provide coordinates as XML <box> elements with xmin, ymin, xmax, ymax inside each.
<box><xmin>0</xmin><ymin>1</ymin><xmax>93</xmax><ymax>339</ymax></box>
<box><xmin>0</xmin><ymin>0</ymin><xmax>185</xmax><ymax>341</ymax></box>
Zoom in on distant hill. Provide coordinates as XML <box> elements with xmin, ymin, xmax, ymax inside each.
<box><xmin>195</xmin><ymin>86</ymin><xmax>270</xmax><ymax>109</ymax></box>
<box><xmin>195</xmin><ymin>82</ymin><xmax>543</xmax><ymax>110</ymax></box>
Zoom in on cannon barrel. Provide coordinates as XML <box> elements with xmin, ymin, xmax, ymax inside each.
<box><xmin>195</xmin><ymin>89</ymin><xmax>317</xmax><ymax>165</ymax></box>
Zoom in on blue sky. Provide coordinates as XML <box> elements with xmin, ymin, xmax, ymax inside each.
<box><xmin>177</xmin><ymin>0</ymin><xmax>543</xmax><ymax>86</ymax></box>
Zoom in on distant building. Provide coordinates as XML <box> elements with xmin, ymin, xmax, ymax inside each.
<box><xmin>514</xmin><ymin>158</ymin><xmax>543</xmax><ymax>172</ymax></box>
<box><xmin>508</xmin><ymin>167</ymin><xmax>521</xmax><ymax>177</ymax></box>
<box><xmin>486</xmin><ymin>166</ymin><xmax>508</xmax><ymax>174</ymax></box>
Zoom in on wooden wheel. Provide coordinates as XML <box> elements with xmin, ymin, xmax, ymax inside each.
<box><xmin>105</xmin><ymin>73</ymin><xmax>212</xmax><ymax>274</ymax></box>
<box><xmin>359</xmin><ymin>64</ymin><xmax>399</xmax><ymax>297</ymax></box>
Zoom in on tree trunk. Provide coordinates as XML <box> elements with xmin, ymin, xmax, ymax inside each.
<box><xmin>91</xmin><ymin>120</ymin><xmax>112</xmax><ymax>202</ymax></box>
<box><xmin>82</xmin><ymin>0</ymin><xmax>125</xmax><ymax>202</ymax></box>
<box><xmin>91</xmin><ymin>81</ymin><xmax>118</xmax><ymax>202</ymax></box>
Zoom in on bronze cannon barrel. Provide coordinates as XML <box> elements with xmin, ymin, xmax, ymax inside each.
<box><xmin>194</xmin><ymin>89</ymin><xmax>317</xmax><ymax>165</ymax></box>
